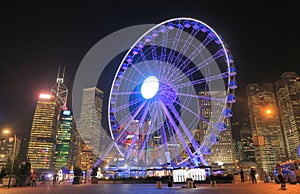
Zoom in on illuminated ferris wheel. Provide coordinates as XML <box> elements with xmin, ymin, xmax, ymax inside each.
<box><xmin>100</xmin><ymin>17</ymin><xmax>236</xmax><ymax>168</ymax></box>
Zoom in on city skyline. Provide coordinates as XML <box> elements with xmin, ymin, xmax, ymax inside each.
<box><xmin>0</xmin><ymin>1</ymin><xmax>299</xmax><ymax>144</ymax></box>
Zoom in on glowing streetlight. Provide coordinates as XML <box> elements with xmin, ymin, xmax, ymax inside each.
<box><xmin>1</xmin><ymin>128</ymin><xmax>16</xmax><ymax>189</ymax></box>
<box><xmin>265</xmin><ymin>109</ymin><xmax>272</xmax><ymax>115</ymax></box>
<box><xmin>2</xmin><ymin>129</ymin><xmax>10</xmax><ymax>134</ymax></box>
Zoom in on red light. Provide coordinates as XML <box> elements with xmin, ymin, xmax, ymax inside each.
<box><xmin>39</xmin><ymin>93</ymin><xmax>52</xmax><ymax>99</ymax></box>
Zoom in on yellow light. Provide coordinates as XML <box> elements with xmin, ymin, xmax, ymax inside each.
<box><xmin>265</xmin><ymin>109</ymin><xmax>272</xmax><ymax>115</ymax></box>
<box><xmin>2</xmin><ymin>129</ymin><xmax>10</xmax><ymax>134</ymax></box>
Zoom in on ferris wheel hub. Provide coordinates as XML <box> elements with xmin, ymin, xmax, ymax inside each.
<box><xmin>141</xmin><ymin>76</ymin><xmax>159</xmax><ymax>99</ymax></box>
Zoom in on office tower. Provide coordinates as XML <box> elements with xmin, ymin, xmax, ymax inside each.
<box><xmin>0</xmin><ymin>136</ymin><xmax>21</xmax><ymax>169</ymax></box>
<box><xmin>54</xmin><ymin>109</ymin><xmax>73</xmax><ymax>171</ymax></box>
<box><xmin>77</xmin><ymin>87</ymin><xmax>104</xmax><ymax>167</ymax></box>
<box><xmin>68</xmin><ymin>122</ymin><xmax>82</xmax><ymax>170</ymax></box>
<box><xmin>247</xmin><ymin>83</ymin><xmax>285</xmax><ymax>175</ymax></box>
<box><xmin>275</xmin><ymin>72</ymin><xmax>300</xmax><ymax>160</ymax></box>
<box><xmin>27</xmin><ymin>94</ymin><xmax>59</xmax><ymax>172</ymax></box>
<box><xmin>197</xmin><ymin>91</ymin><xmax>234</xmax><ymax>165</ymax></box>
<box><xmin>238</xmin><ymin>119</ymin><xmax>255</xmax><ymax>163</ymax></box>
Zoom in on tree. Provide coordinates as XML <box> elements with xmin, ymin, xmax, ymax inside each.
<box><xmin>0</xmin><ymin>167</ymin><xmax>7</xmax><ymax>179</ymax></box>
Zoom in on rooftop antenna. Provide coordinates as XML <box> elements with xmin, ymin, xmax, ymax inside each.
<box><xmin>51</xmin><ymin>66</ymin><xmax>68</xmax><ymax>110</ymax></box>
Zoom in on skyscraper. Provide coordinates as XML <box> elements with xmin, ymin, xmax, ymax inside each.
<box><xmin>0</xmin><ymin>136</ymin><xmax>21</xmax><ymax>169</ymax></box>
<box><xmin>77</xmin><ymin>87</ymin><xmax>104</xmax><ymax>170</ymax></box>
<box><xmin>247</xmin><ymin>83</ymin><xmax>286</xmax><ymax>175</ymax></box>
<box><xmin>54</xmin><ymin>109</ymin><xmax>73</xmax><ymax>171</ymax></box>
<box><xmin>275</xmin><ymin>72</ymin><xmax>300</xmax><ymax>160</ymax></box>
<box><xmin>238</xmin><ymin>119</ymin><xmax>255</xmax><ymax>163</ymax></box>
<box><xmin>27</xmin><ymin>93</ymin><xmax>58</xmax><ymax>172</ymax></box>
<box><xmin>68</xmin><ymin>122</ymin><xmax>82</xmax><ymax>170</ymax></box>
<box><xmin>197</xmin><ymin>91</ymin><xmax>234</xmax><ymax>165</ymax></box>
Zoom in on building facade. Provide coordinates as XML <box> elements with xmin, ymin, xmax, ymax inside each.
<box><xmin>77</xmin><ymin>87</ymin><xmax>104</xmax><ymax>170</ymax></box>
<box><xmin>238</xmin><ymin>119</ymin><xmax>255</xmax><ymax>163</ymax></box>
<box><xmin>54</xmin><ymin>109</ymin><xmax>73</xmax><ymax>171</ymax></box>
<box><xmin>197</xmin><ymin>91</ymin><xmax>234</xmax><ymax>165</ymax></box>
<box><xmin>247</xmin><ymin>83</ymin><xmax>286</xmax><ymax>175</ymax></box>
<box><xmin>27</xmin><ymin>94</ymin><xmax>59</xmax><ymax>172</ymax></box>
<box><xmin>275</xmin><ymin>72</ymin><xmax>300</xmax><ymax>160</ymax></box>
<box><xmin>0</xmin><ymin>136</ymin><xmax>21</xmax><ymax>170</ymax></box>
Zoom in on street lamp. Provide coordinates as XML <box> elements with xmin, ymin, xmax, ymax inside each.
<box><xmin>2</xmin><ymin>128</ymin><xmax>16</xmax><ymax>189</ymax></box>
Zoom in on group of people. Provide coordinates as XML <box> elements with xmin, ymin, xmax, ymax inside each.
<box><xmin>239</xmin><ymin>168</ymin><xmax>257</xmax><ymax>184</ymax></box>
<box><xmin>239</xmin><ymin>166</ymin><xmax>286</xmax><ymax>190</ymax></box>
<box><xmin>29</xmin><ymin>171</ymin><xmax>63</xmax><ymax>187</ymax></box>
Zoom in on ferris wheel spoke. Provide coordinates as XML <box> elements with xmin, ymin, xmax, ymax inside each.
<box><xmin>175</xmin><ymin>32</ymin><xmax>217</xmax><ymax>76</ymax></box>
<box><xmin>112</xmin><ymin>91</ymin><xmax>140</xmax><ymax>95</ymax></box>
<box><xmin>176</xmin><ymin>92</ymin><xmax>225</xmax><ymax>102</ymax></box>
<box><xmin>137</xmin><ymin>48</ymin><xmax>153</xmax><ymax>75</ymax></box>
<box><xmin>173</xmin><ymin>49</ymin><xmax>225</xmax><ymax>85</ymax></box>
<box><xmin>124</xmin><ymin>102</ymin><xmax>150</xmax><ymax>161</ymax></box>
<box><xmin>172</xmin><ymin>98</ymin><xmax>215</xmax><ymax>128</ymax></box>
<box><xmin>166</xmin><ymin>29</ymin><xmax>201</xmax><ymax>83</ymax></box>
<box><xmin>174</xmin><ymin>72</ymin><xmax>228</xmax><ymax>90</ymax></box>
<box><xmin>167</xmin><ymin>102</ymin><xmax>199</xmax><ymax>152</ymax></box>
<box><xmin>120</xmin><ymin>77</ymin><xmax>139</xmax><ymax>85</ymax></box>
<box><xmin>131</xmin><ymin>63</ymin><xmax>147</xmax><ymax>78</ymax></box>
<box><xmin>159</xmin><ymin>101</ymin><xmax>195</xmax><ymax>160</ymax></box>
<box><xmin>95</xmin><ymin>101</ymin><xmax>147</xmax><ymax>168</ymax></box>
<box><xmin>111</xmin><ymin>97</ymin><xmax>143</xmax><ymax>113</ymax></box>
<box><xmin>166</xmin><ymin>28</ymin><xmax>183</xmax><ymax>65</ymax></box>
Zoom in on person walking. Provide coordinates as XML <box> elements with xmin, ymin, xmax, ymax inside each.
<box><xmin>53</xmin><ymin>173</ymin><xmax>57</xmax><ymax>185</ymax></box>
<box><xmin>277</xmin><ymin>165</ymin><xmax>286</xmax><ymax>190</ymax></box>
<box><xmin>240</xmin><ymin>169</ymin><xmax>245</xmax><ymax>182</ymax></box>
<box><xmin>41</xmin><ymin>174</ymin><xmax>46</xmax><ymax>185</ymax></box>
<box><xmin>30</xmin><ymin>172</ymin><xmax>37</xmax><ymax>187</ymax></box>
<box><xmin>250</xmin><ymin>168</ymin><xmax>257</xmax><ymax>184</ymax></box>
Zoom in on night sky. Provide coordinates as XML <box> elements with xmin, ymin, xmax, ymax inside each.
<box><xmin>0</xmin><ymin>1</ymin><xmax>299</xmax><ymax>145</ymax></box>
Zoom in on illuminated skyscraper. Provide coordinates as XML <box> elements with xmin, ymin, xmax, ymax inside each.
<box><xmin>0</xmin><ymin>136</ymin><xmax>21</xmax><ymax>169</ymax></box>
<box><xmin>77</xmin><ymin>87</ymin><xmax>104</xmax><ymax>167</ymax></box>
<box><xmin>275</xmin><ymin>72</ymin><xmax>300</xmax><ymax>160</ymax></box>
<box><xmin>54</xmin><ymin>109</ymin><xmax>73</xmax><ymax>171</ymax></box>
<box><xmin>27</xmin><ymin>94</ymin><xmax>58</xmax><ymax>172</ymax></box>
<box><xmin>238</xmin><ymin>119</ymin><xmax>255</xmax><ymax>163</ymax></box>
<box><xmin>247</xmin><ymin>83</ymin><xmax>285</xmax><ymax>174</ymax></box>
<box><xmin>197</xmin><ymin>91</ymin><xmax>234</xmax><ymax>165</ymax></box>
<box><xmin>68</xmin><ymin>122</ymin><xmax>82</xmax><ymax>170</ymax></box>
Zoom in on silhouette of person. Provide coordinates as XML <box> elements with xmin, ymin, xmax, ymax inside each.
<box><xmin>30</xmin><ymin>172</ymin><xmax>37</xmax><ymax>187</ymax></box>
<box><xmin>240</xmin><ymin>169</ymin><xmax>245</xmax><ymax>182</ymax></box>
<box><xmin>53</xmin><ymin>173</ymin><xmax>57</xmax><ymax>185</ymax></box>
<box><xmin>277</xmin><ymin>165</ymin><xmax>286</xmax><ymax>190</ymax></box>
<box><xmin>250</xmin><ymin>168</ymin><xmax>257</xmax><ymax>184</ymax></box>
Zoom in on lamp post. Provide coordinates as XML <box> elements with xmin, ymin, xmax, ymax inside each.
<box><xmin>2</xmin><ymin>129</ymin><xmax>16</xmax><ymax>189</ymax></box>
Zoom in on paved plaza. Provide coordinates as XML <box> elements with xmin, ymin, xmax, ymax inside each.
<box><xmin>0</xmin><ymin>181</ymin><xmax>299</xmax><ymax>194</ymax></box>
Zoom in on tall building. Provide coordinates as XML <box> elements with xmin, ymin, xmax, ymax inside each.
<box><xmin>68</xmin><ymin>122</ymin><xmax>82</xmax><ymax>170</ymax></box>
<box><xmin>275</xmin><ymin>72</ymin><xmax>300</xmax><ymax>160</ymax></box>
<box><xmin>238</xmin><ymin>119</ymin><xmax>255</xmax><ymax>163</ymax></box>
<box><xmin>0</xmin><ymin>136</ymin><xmax>21</xmax><ymax>170</ymax></box>
<box><xmin>27</xmin><ymin>93</ymin><xmax>59</xmax><ymax>172</ymax></box>
<box><xmin>247</xmin><ymin>83</ymin><xmax>286</xmax><ymax>175</ymax></box>
<box><xmin>54</xmin><ymin>109</ymin><xmax>73</xmax><ymax>171</ymax></box>
<box><xmin>77</xmin><ymin>87</ymin><xmax>104</xmax><ymax>169</ymax></box>
<box><xmin>197</xmin><ymin>91</ymin><xmax>234</xmax><ymax>165</ymax></box>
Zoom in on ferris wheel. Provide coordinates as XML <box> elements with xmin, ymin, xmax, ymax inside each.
<box><xmin>100</xmin><ymin>17</ymin><xmax>236</xmax><ymax>168</ymax></box>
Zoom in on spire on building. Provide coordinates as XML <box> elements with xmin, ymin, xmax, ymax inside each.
<box><xmin>51</xmin><ymin>66</ymin><xmax>68</xmax><ymax>109</ymax></box>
